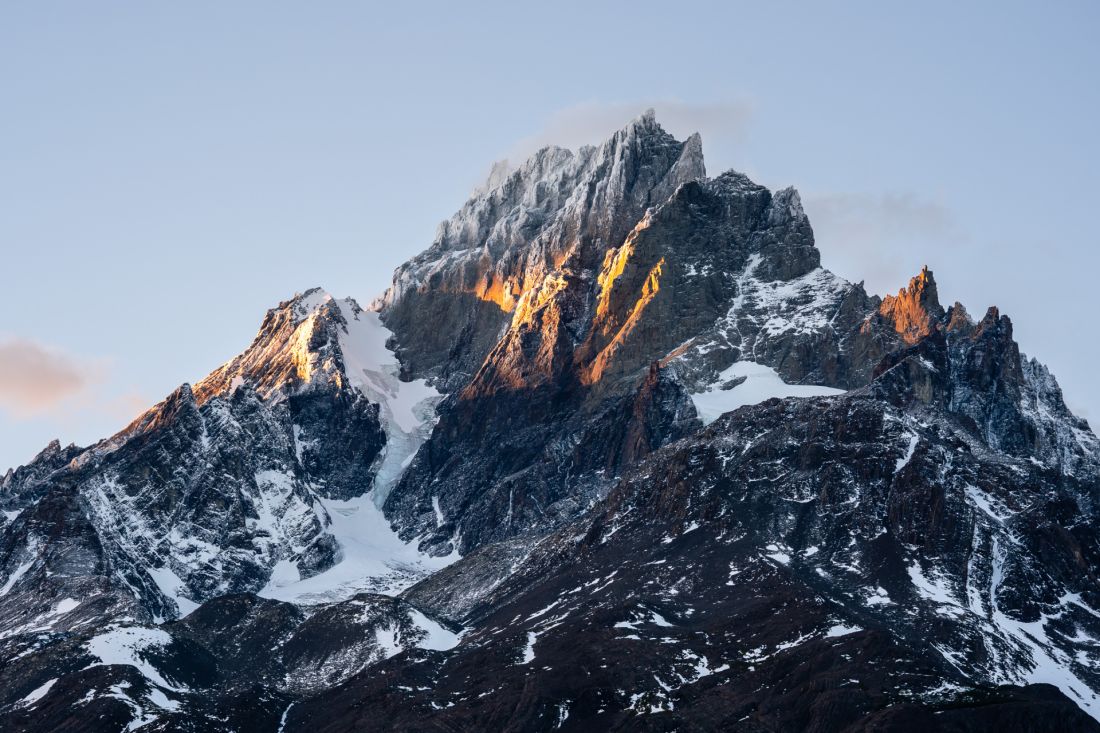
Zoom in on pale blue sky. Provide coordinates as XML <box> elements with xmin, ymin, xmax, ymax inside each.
<box><xmin>2</xmin><ymin>1</ymin><xmax>1098</xmax><ymax>470</ymax></box>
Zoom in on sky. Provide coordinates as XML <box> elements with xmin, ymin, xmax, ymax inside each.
<box><xmin>1</xmin><ymin>1</ymin><xmax>1098</xmax><ymax>471</ymax></box>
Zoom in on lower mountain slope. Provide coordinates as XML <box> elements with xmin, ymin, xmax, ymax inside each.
<box><xmin>291</xmin><ymin>372</ymin><xmax>1100</xmax><ymax>731</ymax></box>
<box><xmin>6</xmin><ymin>376</ymin><xmax>1097</xmax><ymax>731</ymax></box>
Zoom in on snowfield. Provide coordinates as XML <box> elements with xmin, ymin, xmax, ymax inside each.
<box><xmin>690</xmin><ymin>361</ymin><xmax>845</xmax><ymax>425</ymax></box>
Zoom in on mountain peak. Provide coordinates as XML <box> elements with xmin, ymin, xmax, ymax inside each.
<box><xmin>192</xmin><ymin>288</ymin><xmax>351</xmax><ymax>405</ymax></box>
<box><xmin>879</xmin><ymin>265</ymin><xmax>944</xmax><ymax>344</ymax></box>
<box><xmin>379</xmin><ymin>114</ymin><xmax>709</xmax><ymax>389</ymax></box>
<box><xmin>622</xmin><ymin>107</ymin><xmax>660</xmax><ymax>134</ymax></box>
<box><xmin>7</xmin><ymin>113</ymin><xmax>1100</xmax><ymax>732</ymax></box>
<box><xmin>35</xmin><ymin>438</ymin><xmax>63</xmax><ymax>459</ymax></box>
<box><xmin>289</xmin><ymin>287</ymin><xmax>334</xmax><ymax>321</ymax></box>
<box><xmin>186</xmin><ymin>287</ymin><xmax>441</xmax><ymax>500</ymax></box>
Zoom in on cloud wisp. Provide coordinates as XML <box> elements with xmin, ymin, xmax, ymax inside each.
<box><xmin>0</xmin><ymin>338</ymin><xmax>104</xmax><ymax>418</ymax></box>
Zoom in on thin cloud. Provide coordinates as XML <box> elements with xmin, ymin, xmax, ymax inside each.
<box><xmin>803</xmin><ymin>192</ymin><xmax>960</xmax><ymax>296</ymax></box>
<box><xmin>0</xmin><ymin>338</ymin><xmax>103</xmax><ymax>417</ymax></box>
<box><xmin>504</xmin><ymin>100</ymin><xmax>754</xmax><ymax>172</ymax></box>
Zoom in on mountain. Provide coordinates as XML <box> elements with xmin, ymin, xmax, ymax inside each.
<box><xmin>1</xmin><ymin>112</ymin><xmax>1098</xmax><ymax>732</ymax></box>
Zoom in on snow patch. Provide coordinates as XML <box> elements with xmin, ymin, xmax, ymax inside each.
<box><xmin>864</xmin><ymin>586</ymin><xmax>893</xmax><ymax>606</ymax></box>
<box><xmin>907</xmin><ymin>560</ymin><xmax>961</xmax><ymax>610</ymax></box>
<box><xmin>86</xmin><ymin>627</ymin><xmax>183</xmax><ymax>692</ymax></box>
<box><xmin>259</xmin><ymin>493</ymin><xmax>457</xmax><ymax>604</ymax></box>
<box><xmin>146</xmin><ymin>565</ymin><xmax>199</xmax><ymax>618</ymax></box>
<box><xmin>964</xmin><ymin>485</ymin><xmax>1014</xmax><ymax>523</ymax></box>
<box><xmin>690</xmin><ymin>361</ymin><xmax>844</xmax><ymax>425</ymax></box>
<box><xmin>0</xmin><ymin>557</ymin><xmax>34</xmax><ymax>596</ymax></box>
<box><xmin>18</xmin><ymin>678</ymin><xmax>56</xmax><ymax>707</ymax></box>
<box><xmin>648</xmin><ymin>608</ymin><xmax>674</xmax><ymax>628</ymax></box>
<box><xmin>293</xmin><ymin>289</ymin><xmax>333</xmax><ymax>319</ymax></box>
<box><xmin>432</xmin><ymin>496</ymin><xmax>445</xmax><ymax>528</ymax></box>
<box><xmin>520</xmin><ymin>631</ymin><xmax>538</xmax><ymax>664</ymax></box>
<box><xmin>373</xmin><ymin>625</ymin><xmax>403</xmax><ymax>659</ymax></box>
<box><xmin>409</xmin><ymin>609</ymin><xmax>462</xmax><ymax>651</ymax></box>
<box><xmin>826</xmin><ymin>623</ymin><xmax>862</xmax><ymax>638</ymax></box>
<box><xmin>267</xmin><ymin>559</ymin><xmax>302</xmax><ymax>589</ymax></box>
<box><xmin>146</xmin><ymin>688</ymin><xmax>180</xmax><ymax>712</ymax></box>
<box><xmin>895</xmin><ymin>432</ymin><xmax>919</xmax><ymax>474</ymax></box>
<box><xmin>764</xmin><ymin>543</ymin><xmax>791</xmax><ymax>565</ymax></box>
<box><xmin>334</xmin><ymin>300</ymin><xmax>440</xmax><ymax>503</ymax></box>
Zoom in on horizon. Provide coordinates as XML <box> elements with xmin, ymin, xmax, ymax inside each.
<box><xmin>3</xmin><ymin>1</ymin><xmax>1099</xmax><ymax>471</ymax></box>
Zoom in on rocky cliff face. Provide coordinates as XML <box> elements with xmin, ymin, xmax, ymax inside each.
<box><xmin>1</xmin><ymin>112</ymin><xmax>1098</xmax><ymax>732</ymax></box>
<box><xmin>878</xmin><ymin>265</ymin><xmax>944</xmax><ymax>344</ymax></box>
<box><xmin>378</xmin><ymin>116</ymin><xmax>1089</xmax><ymax>560</ymax></box>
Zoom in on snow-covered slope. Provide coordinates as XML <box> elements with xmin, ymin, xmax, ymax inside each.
<box><xmin>253</xmin><ymin>294</ymin><xmax>455</xmax><ymax>604</ymax></box>
<box><xmin>331</xmin><ymin>298</ymin><xmax>440</xmax><ymax>504</ymax></box>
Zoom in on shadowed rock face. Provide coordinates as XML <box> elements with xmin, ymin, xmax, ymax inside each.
<box><xmin>378</xmin><ymin>115</ymin><xmax>1095</xmax><ymax>559</ymax></box>
<box><xmin>0</xmin><ymin>592</ymin><xmax>462</xmax><ymax>731</ymax></box>
<box><xmin>2</xmin><ymin>112</ymin><xmax>1100</xmax><ymax>732</ymax></box>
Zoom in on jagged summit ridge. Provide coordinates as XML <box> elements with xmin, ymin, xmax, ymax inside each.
<box><xmin>377</xmin><ymin>112</ymin><xmax>708</xmax><ymax>390</ymax></box>
<box><xmin>382</xmin><ymin>110</ymin><xmax>706</xmax><ymax>310</ymax></box>
<box><xmin>191</xmin><ymin>287</ymin><xmax>349</xmax><ymax>406</ymax></box>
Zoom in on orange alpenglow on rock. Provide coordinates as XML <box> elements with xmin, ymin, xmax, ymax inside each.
<box><xmin>476</xmin><ymin>272</ymin><xmax>523</xmax><ymax>312</ymax></box>
<box><xmin>582</xmin><ymin>256</ymin><xmax>665</xmax><ymax>386</ymax></box>
<box><xmin>879</xmin><ymin>266</ymin><xmax>945</xmax><ymax>344</ymax></box>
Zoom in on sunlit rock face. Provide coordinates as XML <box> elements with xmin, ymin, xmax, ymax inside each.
<box><xmin>191</xmin><ymin>288</ymin><xmax>352</xmax><ymax>405</ymax></box>
<box><xmin>878</xmin><ymin>265</ymin><xmax>945</xmax><ymax>344</ymax></box>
